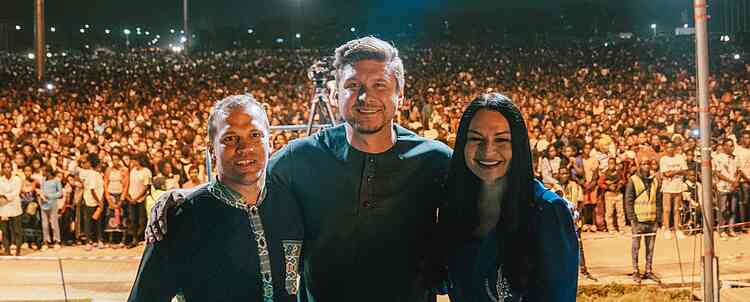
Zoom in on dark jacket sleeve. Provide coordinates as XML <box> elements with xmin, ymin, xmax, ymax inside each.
<box><xmin>128</xmin><ymin>201</ymin><xmax>193</xmax><ymax>302</ymax></box>
<box><xmin>624</xmin><ymin>179</ymin><xmax>636</xmax><ymax>223</ymax></box>
<box><xmin>531</xmin><ymin>191</ymin><xmax>579</xmax><ymax>302</ymax></box>
<box><xmin>127</xmin><ymin>241</ymin><xmax>178</xmax><ymax>302</ymax></box>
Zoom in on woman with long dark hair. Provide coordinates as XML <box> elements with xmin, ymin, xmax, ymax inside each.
<box><xmin>440</xmin><ymin>93</ymin><xmax>578</xmax><ymax>302</ymax></box>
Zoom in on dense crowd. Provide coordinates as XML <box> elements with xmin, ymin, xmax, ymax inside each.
<box><xmin>0</xmin><ymin>36</ymin><xmax>749</xmax><ymax>255</ymax></box>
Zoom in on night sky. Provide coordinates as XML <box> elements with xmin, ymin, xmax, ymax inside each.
<box><xmin>2</xmin><ymin>0</ymin><xmax>694</xmax><ymax>33</ymax></box>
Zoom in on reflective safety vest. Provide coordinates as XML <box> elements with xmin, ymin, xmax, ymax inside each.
<box><xmin>631</xmin><ymin>175</ymin><xmax>659</xmax><ymax>223</ymax></box>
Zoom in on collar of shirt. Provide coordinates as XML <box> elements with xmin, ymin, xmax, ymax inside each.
<box><xmin>207</xmin><ymin>178</ymin><xmax>267</xmax><ymax>212</ymax></box>
<box><xmin>323</xmin><ymin>124</ymin><xmax>426</xmax><ymax>162</ymax></box>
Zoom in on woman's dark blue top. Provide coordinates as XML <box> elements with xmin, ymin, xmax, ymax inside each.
<box><xmin>447</xmin><ymin>179</ymin><xmax>579</xmax><ymax>302</ymax></box>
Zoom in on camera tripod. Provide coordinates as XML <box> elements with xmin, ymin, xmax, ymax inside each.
<box><xmin>306</xmin><ymin>85</ymin><xmax>337</xmax><ymax>136</ymax></box>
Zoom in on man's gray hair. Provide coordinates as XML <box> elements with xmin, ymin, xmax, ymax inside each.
<box><xmin>333</xmin><ymin>36</ymin><xmax>405</xmax><ymax>91</ymax></box>
<box><xmin>207</xmin><ymin>94</ymin><xmax>269</xmax><ymax>144</ymax></box>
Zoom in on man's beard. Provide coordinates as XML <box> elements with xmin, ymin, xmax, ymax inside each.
<box><xmin>346</xmin><ymin>116</ymin><xmax>386</xmax><ymax>135</ymax></box>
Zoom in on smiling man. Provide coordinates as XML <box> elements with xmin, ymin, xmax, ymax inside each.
<box><xmin>271</xmin><ymin>37</ymin><xmax>452</xmax><ymax>301</ymax></box>
<box><xmin>128</xmin><ymin>95</ymin><xmax>303</xmax><ymax>302</ymax></box>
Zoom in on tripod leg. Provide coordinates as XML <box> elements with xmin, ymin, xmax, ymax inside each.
<box><xmin>306</xmin><ymin>96</ymin><xmax>319</xmax><ymax>136</ymax></box>
<box><xmin>323</xmin><ymin>95</ymin><xmax>337</xmax><ymax>126</ymax></box>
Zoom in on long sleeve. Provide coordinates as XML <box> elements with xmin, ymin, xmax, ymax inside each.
<box><xmin>531</xmin><ymin>191</ymin><xmax>579</xmax><ymax>302</ymax></box>
<box><xmin>128</xmin><ymin>240</ymin><xmax>179</xmax><ymax>301</ymax></box>
<box><xmin>624</xmin><ymin>179</ymin><xmax>636</xmax><ymax>223</ymax></box>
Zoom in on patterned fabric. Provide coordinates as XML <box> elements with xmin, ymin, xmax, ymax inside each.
<box><xmin>282</xmin><ymin>240</ymin><xmax>303</xmax><ymax>295</ymax></box>
<box><xmin>484</xmin><ymin>265</ymin><xmax>513</xmax><ymax>302</ymax></box>
<box><xmin>631</xmin><ymin>175</ymin><xmax>659</xmax><ymax>223</ymax></box>
<box><xmin>207</xmin><ymin>180</ymin><xmax>274</xmax><ymax>302</ymax></box>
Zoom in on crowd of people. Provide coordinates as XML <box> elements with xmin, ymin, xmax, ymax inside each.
<box><xmin>0</xmin><ymin>36</ymin><xmax>749</xmax><ymax>256</ymax></box>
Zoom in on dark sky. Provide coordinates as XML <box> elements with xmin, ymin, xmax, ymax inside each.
<box><xmin>1</xmin><ymin>0</ymin><xmax>694</xmax><ymax>33</ymax></box>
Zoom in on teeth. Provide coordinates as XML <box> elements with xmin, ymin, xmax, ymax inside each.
<box><xmin>478</xmin><ymin>160</ymin><xmax>500</xmax><ymax>166</ymax></box>
<box><xmin>236</xmin><ymin>160</ymin><xmax>255</xmax><ymax>166</ymax></box>
<box><xmin>357</xmin><ymin>108</ymin><xmax>379</xmax><ymax>113</ymax></box>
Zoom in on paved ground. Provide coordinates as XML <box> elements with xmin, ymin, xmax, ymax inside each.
<box><xmin>1</xmin><ymin>231</ymin><xmax>749</xmax><ymax>301</ymax></box>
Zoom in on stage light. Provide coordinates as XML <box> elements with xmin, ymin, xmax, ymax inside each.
<box><xmin>170</xmin><ymin>29</ymin><xmax>175</xmax><ymax>34</ymax></box>
<box><xmin>683</xmin><ymin>24</ymin><xmax>689</xmax><ymax>28</ymax></box>
<box><xmin>50</xmin><ymin>27</ymin><xmax>56</xmax><ymax>32</ymax></box>
<box><xmin>734</xmin><ymin>54</ymin><xmax>741</xmax><ymax>60</ymax></box>
<box><xmin>248</xmin><ymin>29</ymin><xmax>254</xmax><ymax>34</ymax></box>
<box><xmin>180</xmin><ymin>36</ymin><xmax>187</xmax><ymax>43</ymax></box>
<box><xmin>61</xmin><ymin>52</ymin><xmax>67</xmax><ymax>56</ymax></box>
<box><xmin>15</xmin><ymin>25</ymin><xmax>22</xmax><ymax>30</ymax></box>
<box><xmin>295</xmin><ymin>33</ymin><xmax>301</xmax><ymax>39</ymax></box>
<box><xmin>691</xmin><ymin>129</ymin><xmax>700</xmax><ymax>137</ymax></box>
<box><xmin>124</xmin><ymin>29</ymin><xmax>131</xmax><ymax>35</ymax></box>
<box><xmin>46</xmin><ymin>52</ymin><xmax>52</xmax><ymax>58</ymax></box>
<box><xmin>80</xmin><ymin>28</ymin><xmax>85</xmax><ymax>33</ymax></box>
<box><xmin>46</xmin><ymin>83</ymin><xmax>55</xmax><ymax>90</ymax></box>
<box><xmin>105</xmin><ymin>29</ymin><xmax>111</xmax><ymax>34</ymax></box>
<box><xmin>27</xmin><ymin>53</ymin><xmax>35</xmax><ymax>59</ymax></box>
<box><xmin>171</xmin><ymin>46</ymin><xmax>183</xmax><ymax>53</ymax></box>
<box><xmin>276</xmin><ymin>38</ymin><xmax>284</xmax><ymax>43</ymax></box>
<box><xmin>650</xmin><ymin>24</ymin><xmax>656</xmax><ymax>29</ymax></box>
<box><xmin>350</xmin><ymin>27</ymin><xmax>356</xmax><ymax>32</ymax></box>
<box><xmin>136</xmin><ymin>27</ymin><xmax>141</xmax><ymax>32</ymax></box>
<box><xmin>85</xmin><ymin>24</ymin><xmax>90</xmax><ymax>29</ymax></box>
<box><xmin>145</xmin><ymin>31</ymin><xmax>150</xmax><ymax>36</ymax></box>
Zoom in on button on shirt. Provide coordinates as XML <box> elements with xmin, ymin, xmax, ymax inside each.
<box><xmin>268</xmin><ymin>124</ymin><xmax>452</xmax><ymax>302</ymax></box>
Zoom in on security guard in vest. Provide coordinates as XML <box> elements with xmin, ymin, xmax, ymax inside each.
<box><xmin>624</xmin><ymin>156</ymin><xmax>663</xmax><ymax>283</ymax></box>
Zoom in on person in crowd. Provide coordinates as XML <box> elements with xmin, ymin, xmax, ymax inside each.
<box><xmin>440</xmin><ymin>93</ymin><xmax>578</xmax><ymax>302</ymax></box>
<box><xmin>78</xmin><ymin>154</ymin><xmax>105</xmax><ymax>250</ymax></box>
<box><xmin>659</xmin><ymin>141</ymin><xmax>688</xmax><ymax>239</ymax></box>
<box><xmin>129</xmin><ymin>95</ymin><xmax>304</xmax><ymax>302</ymax></box>
<box><xmin>625</xmin><ymin>156</ymin><xmax>663</xmax><ymax>283</ymax></box>
<box><xmin>602</xmin><ymin>157</ymin><xmax>626</xmax><ymax>234</ymax></box>
<box><xmin>581</xmin><ymin>143</ymin><xmax>600</xmax><ymax>232</ymax></box>
<box><xmin>20</xmin><ymin>165</ymin><xmax>44</xmax><ymax>250</ymax></box>
<box><xmin>104</xmin><ymin>152</ymin><xmax>129</xmax><ymax>248</ymax></box>
<box><xmin>539</xmin><ymin>145</ymin><xmax>562</xmax><ymax>187</ymax></box>
<box><xmin>40</xmin><ymin>166</ymin><xmax>63</xmax><ymax>250</ymax></box>
<box><xmin>735</xmin><ymin>131</ymin><xmax>750</xmax><ymax>233</ymax></box>
<box><xmin>714</xmin><ymin>138</ymin><xmax>740</xmax><ymax>239</ymax></box>
<box><xmin>126</xmin><ymin>154</ymin><xmax>152</xmax><ymax>248</ymax></box>
<box><xmin>0</xmin><ymin>162</ymin><xmax>24</xmax><ymax>256</ymax></box>
<box><xmin>181</xmin><ymin>164</ymin><xmax>202</xmax><ymax>189</ymax></box>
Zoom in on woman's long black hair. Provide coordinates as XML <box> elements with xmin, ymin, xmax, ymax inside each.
<box><xmin>441</xmin><ymin>93</ymin><xmax>537</xmax><ymax>293</ymax></box>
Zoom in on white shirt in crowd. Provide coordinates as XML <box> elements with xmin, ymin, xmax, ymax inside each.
<box><xmin>78</xmin><ymin>168</ymin><xmax>104</xmax><ymax>207</ymax></box>
<box><xmin>539</xmin><ymin>157</ymin><xmax>562</xmax><ymax>186</ymax></box>
<box><xmin>0</xmin><ymin>174</ymin><xmax>23</xmax><ymax>218</ymax></box>
<box><xmin>734</xmin><ymin>145</ymin><xmax>750</xmax><ymax>181</ymax></box>
<box><xmin>660</xmin><ymin>154</ymin><xmax>688</xmax><ymax>193</ymax></box>
<box><xmin>128</xmin><ymin>167</ymin><xmax>152</xmax><ymax>203</ymax></box>
<box><xmin>712</xmin><ymin>152</ymin><xmax>738</xmax><ymax>193</ymax></box>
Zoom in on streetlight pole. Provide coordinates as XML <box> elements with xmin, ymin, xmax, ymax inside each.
<box><xmin>694</xmin><ymin>1</ymin><xmax>718</xmax><ymax>301</ymax></box>
<box><xmin>124</xmin><ymin>29</ymin><xmax>131</xmax><ymax>48</ymax></box>
<box><xmin>183</xmin><ymin>0</ymin><xmax>190</xmax><ymax>52</ymax></box>
<box><xmin>34</xmin><ymin>0</ymin><xmax>45</xmax><ymax>82</ymax></box>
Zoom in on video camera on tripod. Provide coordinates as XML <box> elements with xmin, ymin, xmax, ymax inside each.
<box><xmin>305</xmin><ymin>57</ymin><xmax>338</xmax><ymax>135</ymax></box>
